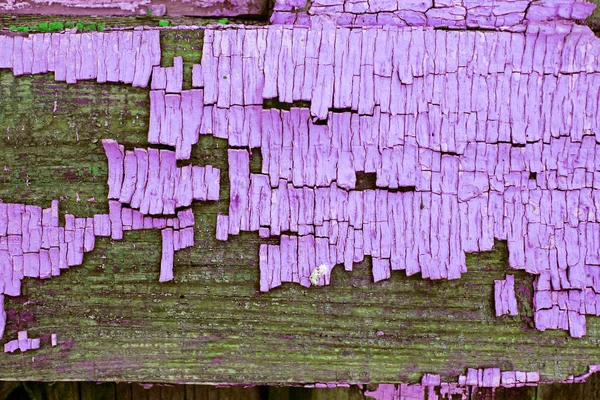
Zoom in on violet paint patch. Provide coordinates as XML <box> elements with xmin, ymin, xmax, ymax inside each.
<box><xmin>494</xmin><ymin>274</ymin><xmax>518</xmax><ymax>317</ymax></box>
<box><xmin>270</xmin><ymin>0</ymin><xmax>596</xmax><ymax>28</ymax></box>
<box><xmin>0</xmin><ymin>28</ymin><xmax>224</xmax><ymax>343</ymax></box>
<box><xmin>3</xmin><ymin>330</ymin><xmax>40</xmax><ymax>353</ymax></box>
<box><xmin>0</xmin><ymin>30</ymin><xmax>160</xmax><ymax>86</ymax></box>
<box><xmin>188</xmin><ymin>17</ymin><xmax>600</xmax><ymax>338</ymax></box>
<box><xmin>102</xmin><ymin>139</ymin><xmax>220</xmax><ymax>214</ymax></box>
<box><xmin>0</xmin><ymin>29</ymin><xmax>220</xmax><ymax>347</ymax></box>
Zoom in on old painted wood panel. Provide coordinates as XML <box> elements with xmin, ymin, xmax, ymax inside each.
<box><xmin>0</xmin><ymin>13</ymin><xmax>599</xmax><ymax>389</ymax></box>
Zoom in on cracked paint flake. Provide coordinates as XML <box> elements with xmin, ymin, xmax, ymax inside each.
<box><xmin>270</xmin><ymin>0</ymin><xmax>596</xmax><ymax>28</ymax></box>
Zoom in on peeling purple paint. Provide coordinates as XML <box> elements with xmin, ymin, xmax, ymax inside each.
<box><xmin>182</xmin><ymin>15</ymin><xmax>600</xmax><ymax>338</ymax></box>
<box><xmin>0</xmin><ymin>30</ymin><xmax>160</xmax><ymax>86</ymax></box>
<box><xmin>270</xmin><ymin>0</ymin><xmax>596</xmax><ymax>29</ymax></box>
<box><xmin>364</xmin><ymin>365</ymin><xmax>600</xmax><ymax>399</ymax></box>
<box><xmin>3</xmin><ymin>330</ymin><xmax>42</xmax><ymax>353</ymax></box>
<box><xmin>495</xmin><ymin>274</ymin><xmax>518</xmax><ymax>317</ymax></box>
<box><xmin>0</xmin><ymin>0</ymin><xmax>598</xmax><ymax>364</ymax></box>
<box><xmin>0</xmin><ymin>200</ymin><xmax>197</xmax><ymax>332</ymax></box>
<box><xmin>0</xmin><ymin>27</ymin><xmax>225</xmax><ymax>345</ymax></box>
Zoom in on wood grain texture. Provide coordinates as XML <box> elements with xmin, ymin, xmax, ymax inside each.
<box><xmin>0</xmin><ymin>0</ymin><xmax>269</xmax><ymax>18</ymax></box>
<box><xmin>0</xmin><ymin>19</ymin><xmax>600</xmax><ymax>386</ymax></box>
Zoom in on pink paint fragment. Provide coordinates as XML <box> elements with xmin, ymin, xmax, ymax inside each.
<box><xmin>102</xmin><ymin>139</ymin><xmax>124</xmax><ymax>200</ymax></box>
<box><xmin>93</xmin><ymin>214</ymin><xmax>111</xmax><ymax>237</ymax></box>
<box><xmin>179</xmin><ymin>227</ymin><xmax>194</xmax><ymax>249</ymax></box>
<box><xmin>494</xmin><ymin>274</ymin><xmax>519</xmax><ymax>317</ymax></box>
<box><xmin>160</xmin><ymin>228</ymin><xmax>174</xmax><ymax>282</ymax></box>
<box><xmin>18</xmin><ymin>330</ymin><xmax>29</xmax><ymax>351</ymax></box>
<box><xmin>179</xmin><ymin>90</ymin><xmax>203</xmax><ymax>160</ymax></box>
<box><xmin>192</xmin><ymin>64</ymin><xmax>203</xmax><ymax>88</ymax></box>
<box><xmin>258</xmin><ymin>227</ymin><xmax>270</xmax><ymax>238</ymax></box>
<box><xmin>166</xmin><ymin>56</ymin><xmax>184</xmax><ymax>94</ymax></box>
<box><xmin>216</xmin><ymin>215</ymin><xmax>229</xmax><ymax>241</ymax></box>
<box><xmin>3</xmin><ymin>340</ymin><xmax>18</xmax><ymax>353</ymax></box>
<box><xmin>0</xmin><ymin>295</ymin><xmax>4</xmax><ymax>339</ymax></box>
<box><xmin>30</xmin><ymin>338</ymin><xmax>40</xmax><ymax>350</ymax></box>
<box><xmin>205</xmin><ymin>166</ymin><xmax>221</xmax><ymax>201</ymax></box>
<box><xmin>259</xmin><ymin>244</ymin><xmax>269</xmax><ymax>292</ymax></box>
<box><xmin>109</xmin><ymin>200</ymin><xmax>123</xmax><ymax>240</ymax></box>
<box><xmin>228</xmin><ymin>150</ymin><xmax>250</xmax><ymax>235</ymax></box>
<box><xmin>178</xmin><ymin>209</ymin><xmax>194</xmax><ymax>229</ymax></box>
<box><xmin>3</xmin><ymin>330</ymin><xmax>43</xmax><ymax>353</ymax></box>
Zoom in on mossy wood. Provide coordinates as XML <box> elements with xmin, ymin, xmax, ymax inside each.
<box><xmin>0</xmin><ymin>14</ymin><xmax>600</xmax><ymax>385</ymax></box>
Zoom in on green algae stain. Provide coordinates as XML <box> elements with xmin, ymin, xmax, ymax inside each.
<box><xmin>88</xmin><ymin>165</ymin><xmax>100</xmax><ymax>177</ymax></box>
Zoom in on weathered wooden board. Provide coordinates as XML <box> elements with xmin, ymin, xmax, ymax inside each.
<box><xmin>0</xmin><ymin>17</ymin><xmax>600</xmax><ymax>387</ymax></box>
<box><xmin>2</xmin><ymin>380</ymin><xmax>600</xmax><ymax>400</ymax></box>
<box><xmin>0</xmin><ymin>0</ymin><xmax>269</xmax><ymax>18</ymax></box>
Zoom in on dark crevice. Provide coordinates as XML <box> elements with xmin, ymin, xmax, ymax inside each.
<box><xmin>146</xmin><ymin>143</ymin><xmax>176</xmax><ymax>152</ymax></box>
<box><xmin>118</xmin><ymin>142</ymin><xmax>175</xmax><ymax>153</ymax></box>
<box><xmin>353</xmin><ymin>173</ymin><xmax>418</xmax><ymax>192</ymax></box>
<box><xmin>329</xmin><ymin>107</ymin><xmax>354</xmax><ymax>113</ymax></box>
<box><xmin>278</xmin><ymin>230</ymin><xmax>301</xmax><ymax>238</ymax></box>
<box><xmin>389</xmin><ymin>186</ymin><xmax>417</xmax><ymax>193</ymax></box>
<box><xmin>113</xmin><ymin>204</ymin><xmax>197</xmax><ymax>220</ymax></box>
<box><xmin>262</xmin><ymin>98</ymin><xmax>311</xmax><ymax>111</ymax></box>
<box><xmin>250</xmin><ymin>148</ymin><xmax>263</xmax><ymax>174</ymax></box>
<box><xmin>529</xmin><ymin>172</ymin><xmax>537</xmax><ymax>180</ymax></box>
<box><xmin>355</xmin><ymin>172</ymin><xmax>377</xmax><ymax>191</ymax></box>
<box><xmin>229</xmin><ymin>14</ymin><xmax>270</xmax><ymax>22</ymax></box>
